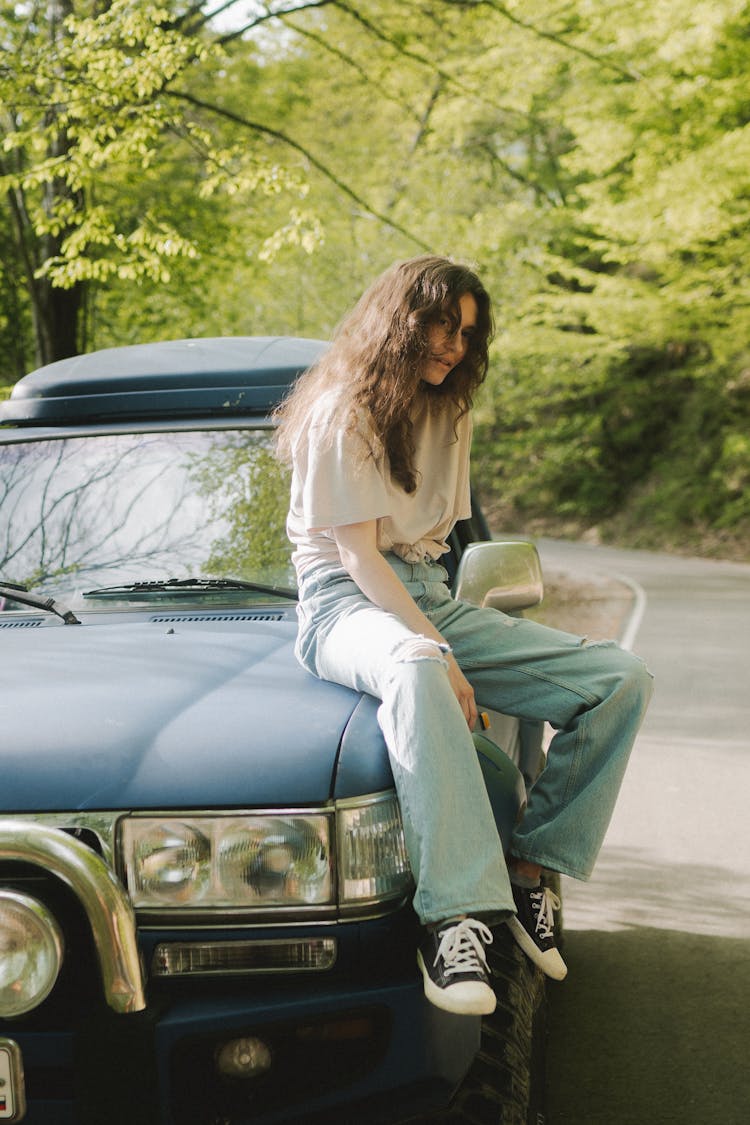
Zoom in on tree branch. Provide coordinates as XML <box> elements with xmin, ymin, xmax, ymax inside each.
<box><xmin>471</xmin><ymin>139</ymin><xmax>561</xmax><ymax>205</ymax></box>
<box><xmin>279</xmin><ymin>20</ymin><xmax>425</xmax><ymax>124</ymax></box>
<box><xmin>384</xmin><ymin>78</ymin><xmax>443</xmax><ymax>213</ymax></box>
<box><xmin>165</xmin><ymin>88</ymin><xmax>432</xmax><ymax>250</ymax></box>
<box><xmin>465</xmin><ymin>0</ymin><xmax>642</xmax><ymax>81</ymax></box>
<box><xmin>172</xmin><ymin>0</ymin><xmax>335</xmax><ymax>40</ymax></box>
<box><xmin>213</xmin><ymin>1</ymin><xmax>337</xmax><ymax>47</ymax></box>
<box><xmin>329</xmin><ymin>0</ymin><xmax>537</xmax><ymax>126</ymax></box>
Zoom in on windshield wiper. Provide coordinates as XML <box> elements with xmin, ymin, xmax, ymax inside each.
<box><xmin>0</xmin><ymin>581</ymin><xmax>81</xmax><ymax>625</ymax></box>
<box><xmin>81</xmin><ymin>578</ymin><xmax>297</xmax><ymax>601</ymax></box>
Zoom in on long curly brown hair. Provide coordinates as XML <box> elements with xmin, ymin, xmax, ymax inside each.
<box><xmin>274</xmin><ymin>255</ymin><xmax>494</xmax><ymax>492</ymax></box>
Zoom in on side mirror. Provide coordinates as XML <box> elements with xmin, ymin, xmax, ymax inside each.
<box><xmin>452</xmin><ymin>541</ymin><xmax>544</xmax><ymax>612</ymax></box>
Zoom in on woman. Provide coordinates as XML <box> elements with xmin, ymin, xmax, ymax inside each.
<box><xmin>275</xmin><ymin>255</ymin><xmax>652</xmax><ymax>1017</ymax></box>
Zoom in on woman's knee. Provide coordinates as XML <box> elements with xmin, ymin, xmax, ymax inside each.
<box><xmin>385</xmin><ymin>636</ymin><xmax>454</xmax><ymax>699</ymax></box>
<box><xmin>606</xmin><ymin>644</ymin><xmax>654</xmax><ymax>708</ymax></box>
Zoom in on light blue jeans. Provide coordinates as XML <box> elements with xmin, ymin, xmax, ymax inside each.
<box><xmin>296</xmin><ymin>554</ymin><xmax>653</xmax><ymax>926</ymax></box>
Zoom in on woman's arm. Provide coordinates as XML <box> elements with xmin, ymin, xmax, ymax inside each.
<box><xmin>333</xmin><ymin>519</ymin><xmax>477</xmax><ymax>727</ymax></box>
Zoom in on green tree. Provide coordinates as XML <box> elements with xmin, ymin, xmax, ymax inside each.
<box><xmin>463</xmin><ymin>1</ymin><xmax>750</xmax><ymax>553</ymax></box>
<box><xmin>0</xmin><ymin>0</ymin><xmax>336</xmax><ymax>367</ymax></box>
<box><xmin>265</xmin><ymin>0</ymin><xmax>750</xmax><ymax>554</ymax></box>
<box><xmin>2</xmin><ymin>0</ymin><xmax>748</xmax><ymax>554</ymax></box>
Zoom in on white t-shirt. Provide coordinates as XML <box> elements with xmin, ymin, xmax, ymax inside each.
<box><xmin>287</xmin><ymin>392</ymin><xmax>472</xmax><ymax>577</ymax></box>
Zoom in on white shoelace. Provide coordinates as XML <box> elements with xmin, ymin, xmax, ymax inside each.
<box><xmin>434</xmin><ymin>918</ymin><xmax>493</xmax><ymax>977</ymax></box>
<box><xmin>529</xmin><ymin>887</ymin><xmax>562</xmax><ymax>941</ymax></box>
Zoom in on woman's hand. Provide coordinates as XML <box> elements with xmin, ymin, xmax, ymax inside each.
<box><xmin>445</xmin><ymin>652</ymin><xmax>478</xmax><ymax>729</ymax></box>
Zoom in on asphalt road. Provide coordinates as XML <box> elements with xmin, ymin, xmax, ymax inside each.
<box><xmin>535</xmin><ymin>539</ymin><xmax>750</xmax><ymax>1125</ymax></box>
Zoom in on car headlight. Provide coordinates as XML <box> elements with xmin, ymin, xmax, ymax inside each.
<box><xmin>119</xmin><ymin>794</ymin><xmax>413</xmax><ymax>915</ymax></box>
<box><xmin>132</xmin><ymin>821</ymin><xmax>211</xmax><ymax>904</ymax></box>
<box><xmin>0</xmin><ymin>891</ymin><xmax>65</xmax><ymax>1016</ymax></box>
<box><xmin>337</xmin><ymin>792</ymin><xmax>412</xmax><ymax>907</ymax></box>
<box><xmin>120</xmin><ymin>814</ymin><xmax>333</xmax><ymax>910</ymax></box>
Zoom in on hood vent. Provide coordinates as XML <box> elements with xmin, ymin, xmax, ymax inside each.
<box><xmin>0</xmin><ymin>617</ymin><xmax>44</xmax><ymax>628</ymax></box>
<box><xmin>149</xmin><ymin>612</ymin><xmax>285</xmax><ymax>624</ymax></box>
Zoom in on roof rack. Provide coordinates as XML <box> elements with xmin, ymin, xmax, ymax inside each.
<box><xmin>1</xmin><ymin>336</ymin><xmax>326</xmax><ymax>425</ymax></box>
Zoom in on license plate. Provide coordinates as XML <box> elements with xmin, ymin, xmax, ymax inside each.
<box><xmin>0</xmin><ymin>1040</ymin><xmax>25</xmax><ymax>1122</ymax></box>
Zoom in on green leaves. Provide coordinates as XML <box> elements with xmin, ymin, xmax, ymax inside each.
<box><xmin>1</xmin><ymin>2</ymin><xmax>210</xmax><ymax>283</ymax></box>
<box><xmin>0</xmin><ymin>0</ymin><xmax>327</xmax><ymax>353</ymax></box>
<box><xmin>36</xmin><ymin>209</ymin><xmax>199</xmax><ymax>287</ymax></box>
<box><xmin>1</xmin><ymin>0</ymin><xmax>748</xmax><ymax>554</ymax></box>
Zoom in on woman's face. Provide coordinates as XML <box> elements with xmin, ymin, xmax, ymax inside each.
<box><xmin>421</xmin><ymin>293</ymin><xmax>478</xmax><ymax>386</ymax></box>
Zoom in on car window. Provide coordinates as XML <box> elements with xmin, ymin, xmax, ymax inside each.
<box><xmin>0</xmin><ymin>429</ymin><xmax>295</xmax><ymax>605</ymax></box>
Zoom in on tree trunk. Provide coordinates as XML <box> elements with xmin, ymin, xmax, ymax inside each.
<box><xmin>26</xmin><ymin>0</ymin><xmax>86</xmax><ymax>367</ymax></box>
<box><xmin>32</xmin><ymin>278</ymin><xmax>85</xmax><ymax>368</ymax></box>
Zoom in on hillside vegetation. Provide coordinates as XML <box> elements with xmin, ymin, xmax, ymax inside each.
<box><xmin>2</xmin><ymin>1</ymin><xmax>748</xmax><ymax>560</ymax></box>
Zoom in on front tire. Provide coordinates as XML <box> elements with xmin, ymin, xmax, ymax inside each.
<box><xmin>410</xmin><ymin>924</ymin><xmax>549</xmax><ymax>1125</ymax></box>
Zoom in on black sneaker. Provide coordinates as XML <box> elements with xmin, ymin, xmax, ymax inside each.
<box><xmin>417</xmin><ymin>918</ymin><xmax>496</xmax><ymax>1016</ymax></box>
<box><xmin>507</xmin><ymin>883</ymin><xmax>567</xmax><ymax>980</ymax></box>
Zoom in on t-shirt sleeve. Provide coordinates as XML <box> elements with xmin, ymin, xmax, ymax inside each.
<box><xmin>299</xmin><ymin>418</ymin><xmax>390</xmax><ymax>532</ymax></box>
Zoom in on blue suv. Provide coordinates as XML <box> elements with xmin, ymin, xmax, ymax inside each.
<box><xmin>0</xmin><ymin>338</ymin><xmax>548</xmax><ymax>1125</ymax></box>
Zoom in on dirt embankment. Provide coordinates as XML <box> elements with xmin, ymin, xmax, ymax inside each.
<box><xmin>525</xmin><ymin>569</ymin><xmax>635</xmax><ymax>642</ymax></box>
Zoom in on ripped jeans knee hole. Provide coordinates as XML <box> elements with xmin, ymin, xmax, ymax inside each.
<box><xmin>391</xmin><ymin>635</ymin><xmax>449</xmax><ymax>665</ymax></box>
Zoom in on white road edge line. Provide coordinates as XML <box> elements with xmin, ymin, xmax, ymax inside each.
<box><xmin>614</xmin><ymin>573</ymin><xmax>647</xmax><ymax>651</ymax></box>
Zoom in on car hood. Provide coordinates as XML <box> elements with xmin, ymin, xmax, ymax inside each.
<box><xmin>0</xmin><ymin>615</ymin><xmax>389</xmax><ymax>811</ymax></box>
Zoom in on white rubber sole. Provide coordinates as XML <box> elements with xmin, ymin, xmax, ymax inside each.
<box><xmin>506</xmin><ymin>916</ymin><xmax>568</xmax><ymax>980</ymax></box>
<box><xmin>417</xmin><ymin>950</ymin><xmax>497</xmax><ymax>1016</ymax></box>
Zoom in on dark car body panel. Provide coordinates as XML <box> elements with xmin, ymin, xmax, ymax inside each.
<box><xmin>1</xmin><ymin>613</ymin><xmax>365</xmax><ymax>812</ymax></box>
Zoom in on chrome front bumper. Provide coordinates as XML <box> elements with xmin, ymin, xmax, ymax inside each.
<box><xmin>0</xmin><ymin>819</ymin><xmax>145</xmax><ymax>1014</ymax></box>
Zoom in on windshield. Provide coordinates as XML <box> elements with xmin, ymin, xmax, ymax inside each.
<box><xmin>0</xmin><ymin>429</ymin><xmax>296</xmax><ymax>607</ymax></box>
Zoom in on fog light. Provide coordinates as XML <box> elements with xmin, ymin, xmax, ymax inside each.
<box><xmin>0</xmin><ymin>891</ymin><xmax>64</xmax><ymax>1017</ymax></box>
<box><xmin>215</xmin><ymin>1037</ymin><xmax>272</xmax><ymax>1079</ymax></box>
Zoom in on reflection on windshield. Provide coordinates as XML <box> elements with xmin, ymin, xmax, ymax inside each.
<box><xmin>0</xmin><ymin>430</ymin><xmax>295</xmax><ymax>604</ymax></box>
